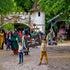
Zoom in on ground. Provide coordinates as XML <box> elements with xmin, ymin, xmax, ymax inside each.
<box><xmin>0</xmin><ymin>43</ymin><xmax>70</xmax><ymax>70</ymax></box>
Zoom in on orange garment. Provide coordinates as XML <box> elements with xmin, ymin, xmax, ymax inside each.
<box><xmin>40</xmin><ymin>51</ymin><xmax>48</xmax><ymax>64</ymax></box>
<box><xmin>39</xmin><ymin>41</ymin><xmax>48</xmax><ymax>64</ymax></box>
<box><xmin>24</xmin><ymin>35</ymin><xmax>28</xmax><ymax>38</ymax></box>
<box><xmin>0</xmin><ymin>33</ymin><xmax>4</xmax><ymax>48</ymax></box>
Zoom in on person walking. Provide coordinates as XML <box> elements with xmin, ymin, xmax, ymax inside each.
<box><xmin>37</xmin><ymin>37</ymin><xmax>49</xmax><ymax>67</ymax></box>
<box><xmin>49</xmin><ymin>29</ymin><xmax>55</xmax><ymax>45</ymax></box>
<box><xmin>23</xmin><ymin>31</ymin><xmax>30</xmax><ymax>55</ymax></box>
<box><xmin>57</xmin><ymin>30</ymin><xmax>62</xmax><ymax>42</ymax></box>
<box><xmin>6</xmin><ymin>30</ymin><xmax>13</xmax><ymax>50</ymax></box>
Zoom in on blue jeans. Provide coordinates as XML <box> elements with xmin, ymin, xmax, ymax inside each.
<box><xmin>7</xmin><ymin>39</ymin><xmax>11</xmax><ymax>49</ymax></box>
<box><xmin>50</xmin><ymin>37</ymin><xmax>53</xmax><ymax>45</ymax></box>
<box><xmin>18</xmin><ymin>52</ymin><xmax>23</xmax><ymax>63</ymax></box>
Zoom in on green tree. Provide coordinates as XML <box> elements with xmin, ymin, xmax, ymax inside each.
<box><xmin>0</xmin><ymin>0</ymin><xmax>16</xmax><ymax>14</ymax></box>
<box><xmin>0</xmin><ymin>0</ymin><xmax>16</xmax><ymax>26</ymax></box>
<box><xmin>38</xmin><ymin>0</ymin><xmax>70</xmax><ymax>34</ymax></box>
<box><xmin>38</xmin><ymin>0</ymin><xmax>70</xmax><ymax>20</ymax></box>
<box><xmin>14</xmin><ymin>0</ymin><xmax>35</xmax><ymax>12</ymax></box>
<box><xmin>2</xmin><ymin>23</ymin><xmax>14</xmax><ymax>31</ymax></box>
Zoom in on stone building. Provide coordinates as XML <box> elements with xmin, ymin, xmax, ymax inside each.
<box><xmin>0</xmin><ymin>0</ymin><xmax>45</xmax><ymax>33</ymax></box>
<box><xmin>30</xmin><ymin>0</ymin><xmax>45</xmax><ymax>33</ymax></box>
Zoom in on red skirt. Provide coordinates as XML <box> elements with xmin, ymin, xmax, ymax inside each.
<box><xmin>13</xmin><ymin>50</ymin><xmax>18</xmax><ymax>54</ymax></box>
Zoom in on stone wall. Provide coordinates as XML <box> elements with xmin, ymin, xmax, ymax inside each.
<box><xmin>31</xmin><ymin>12</ymin><xmax>45</xmax><ymax>33</ymax></box>
<box><xmin>0</xmin><ymin>12</ymin><xmax>45</xmax><ymax>33</ymax></box>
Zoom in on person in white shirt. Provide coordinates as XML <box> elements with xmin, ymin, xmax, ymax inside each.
<box><xmin>18</xmin><ymin>42</ymin><xmax>23</xmax><ymax>64</ymax></box>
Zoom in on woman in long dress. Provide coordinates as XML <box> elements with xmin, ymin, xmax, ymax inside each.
<box><xmin>0</xmin><ymin>30</ymin><xmax>4</xmax><ymax>49</ymax></box>
<box><xmin>11</xmin><ymin>33</ymin><xmax>21</xmax><ymax>54</ymax></box>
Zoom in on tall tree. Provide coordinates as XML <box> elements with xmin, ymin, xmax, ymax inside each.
<box><xmin>0</xmin><ymin>0</ymin><xmax>16</xmax><ymax>14</ymax></box>
<box><xmin>14</xmin><ymin>0</ymin><xmax>35</xmax><ymax>12</ymax></box>
<box><xmin>38</xmin><ymin>0</ymin><xmax>70</xmax><ymax>33</ymax></box>
<box><xmin>38</xmin><ymin>0</ymin><xmax>70</xmax><ymax>20</ymax></box>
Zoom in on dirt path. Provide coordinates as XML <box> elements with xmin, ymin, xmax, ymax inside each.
<box><xmin>0</xmin><ymin>46</ymin><xmax>70</xmax><ymax>70</ymax></box>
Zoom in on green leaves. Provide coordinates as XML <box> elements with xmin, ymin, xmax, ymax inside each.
<box><xmin>14</xmin><ymin>0</ymin><xmax>35</xmax><ymax>12</ymax></box>
<box><xmin>2</xmin><ymin>23</ymin><xmax>14</xmax><ymax>30</ymax></box>
<box><xmin>38</xmin><ymin>0</ymin><xmax>70</xmax><ymax>34</ymax></box>
<box><xmin>39</xmin><ymin>0</ymin><xmax>70</xmax><ymax>20</ymax></box>
<box><xmin>0</xmin><ymin>0</ymin><xmax>16</xmax><ymax>15</ymax></box>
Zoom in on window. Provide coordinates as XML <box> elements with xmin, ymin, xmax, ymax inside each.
<box><xmin>38</xmin><ymin>12</ymin><xmax>40</xmax><ymax>16</ymax></box>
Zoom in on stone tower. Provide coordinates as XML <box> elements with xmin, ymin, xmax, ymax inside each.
<box><xmin>30</xmin><ymin>0</ymin><xmax>45</xmax><ymax>33</ymax></box>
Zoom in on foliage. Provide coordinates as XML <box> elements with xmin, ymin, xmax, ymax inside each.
<box><xmin>0</xmin><ymin>0</ymin><xmax>16</xmax><ymax>14</ymax></box>
<box><xmin>38</xmin><ymin>0</ymin><xmax>70</xmax><ymax>20</ymax></box>
<box><xmin>2</xmin><ymin>23</ymin><xmax>30</xmax><ymax>31</ymax></box>
<box><xmin>14</xmin><ymin>0</ymin><xmax>35</xmax><ymax>12</ymax></box>
<box><xmin>2</xmin><ymin>23</ymin><xmax>14</xmax><ymax>31</ymax></box>
<box><xmin>20</xmin><ymin>24</ymin><xmax>30</xmax><ymax>29</ymax></box>
<box><xmin>1</xmin><ymin>0</ymin><xmax>70</xmax><ymax>34</ymax></box>
<box><xmin>57</xmin><ymin>41</ymin><xmax>70</xmax><ymax>43</ymax></box>
<box><xmin>45</xmin><ymin>21</ymin><xmax>50</xmax><ymax>34</ymax></box>
<box><xmin>38</xmin><ymin>0</ymin><xmax>70</xmax><ymax>34</ymax></box>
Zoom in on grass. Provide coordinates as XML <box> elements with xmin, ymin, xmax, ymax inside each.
<box><xmin>57</xmin><ymin>40</ymin><xmax>70</xmax><ymax>43</ymax></box>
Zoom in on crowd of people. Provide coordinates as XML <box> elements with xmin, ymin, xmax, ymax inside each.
<box><xmin>57</xmin><ymin>29</ymin><xmax>67</xmax><ymax>42</ymax></box>
<box><xmin>0</xmin><ymin>28</ymin><xmax>45</xmax><ymax>53</ymax></box>
<box><xmin>0</xmin><ymin>28</ymin><xmax>58</xmax><ymax>52</ymax></box>
<box><xmin>0</xmin><ymin>28</ymin><xmax>58</xmax><ymax>66</ymax></box>
<box><xmin>0</xmin><ymin>28</ymin><xmax>50</xmax><ymax>66</ymax></box>
<box><xmin>0</xmin><ymin>27</ymin><xmax>68</xmax><ymax>67</ymax></box>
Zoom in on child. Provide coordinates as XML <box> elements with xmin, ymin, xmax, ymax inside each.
<box><xmin>37</xmin><ymin>37</ymin><xmax>49</xmax><ymax>67</ymax></box>
<box><xmin>18</xmin><ymin>42</ymin><xmax>23</xmax><ymax>64</ymax></box>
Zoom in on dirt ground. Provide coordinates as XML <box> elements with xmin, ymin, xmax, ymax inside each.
<box><xmin>0</xmin><ymin>45</ymin><xmax>70</xmax><ymax>70</ymax></box>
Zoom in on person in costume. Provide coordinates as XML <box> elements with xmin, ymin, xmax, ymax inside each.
<box><xmin>37</xmin><ymin>37</ymin><xmax>49</xmax><ymax>67</ymax></box>
<box><xmin>31</xmin><ymin>30</ymin><xmax>38</xmax><ymax>37</ymax></box>
<box><xmin>0</xmin><ymin>29</ymin><xmax>4</xmax><ymax>49</ymax></box>
<box><xmin>18</xmin><ymin>31</ymin><xmax>22</xmax><ymax>39</ymax></box>
<box><xmin>6</xmin><ymin>30</ymin><xmax>13</xmax><ymax>50</ymax></box>
<box><xmin>2</xmin><ymin>29</ymin><xmax>6</xmax><ymax>49</ymax></box>
<box><xmin>49</xmin><ymin>29</ymin><xmax>55</xmax><ymax>45</ymax></box>
<box><xmin>57</xmin><ymin>30</ymin><xmax>62</xmax><ymax>42</ymax></box>
<box><xmin>11</xmin><ymin>32</ymin><xmax>21</xmax><ymax>54</ymax></box>
<box><xmin>14</xmin><ymin>29</ymin><xmax>18</xmax><ymax>34</ymax></box>
<box><xmin>23</xmin><ymin>31</ymin><xmax>30</xmax><ymax>55</ymax></box>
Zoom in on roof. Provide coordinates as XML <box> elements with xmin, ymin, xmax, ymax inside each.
<box><xmin>47</xmin><ymin>12</ymin><xmax>63</xmax><ymax>23</ymax></box>
<box><xmin>30</xmin><ymin>0</ymin><xmax>40</xmax><ymax>12</ymax></box>
<box><xmin>30</xmin><ymin>28</ymin><xmax>39</xmax><ymax>30</ymax></box>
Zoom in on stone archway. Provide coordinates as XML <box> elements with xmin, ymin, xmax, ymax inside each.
<box><xmin>14</xmin><ymin>23</ymin><xmax>30</xmax><ymax>31</ymax></box>
<box><xmin>0</xmin><ymin>12</ymin><xmax>32</xmax><ymax>28</ymax></box>
<box><xmin>0</xmin><ymin>12</ymin><xmax>45</xmax><ymax>33</ymax></box>
<box><xmin>1</xmin><ymin>22</ymin><xmax>31</xmax><ymax>31</ymax></box>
